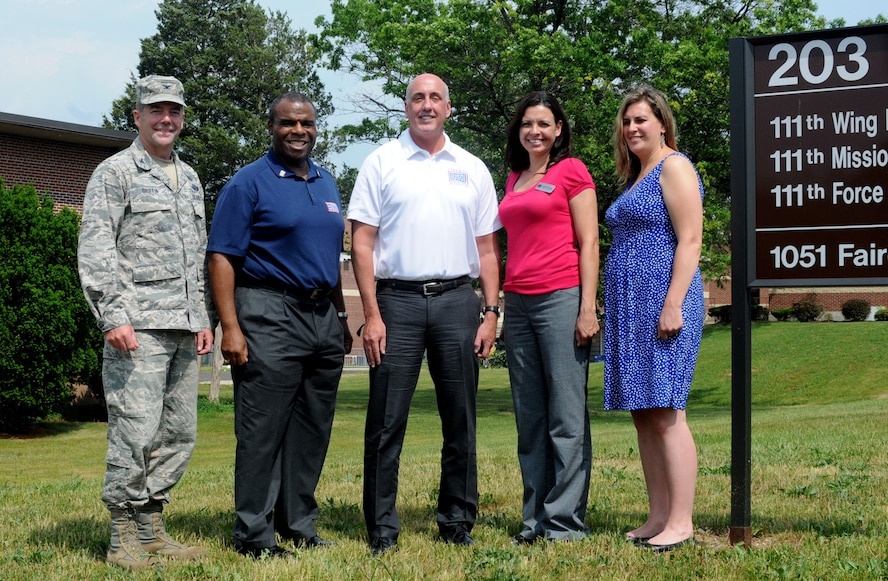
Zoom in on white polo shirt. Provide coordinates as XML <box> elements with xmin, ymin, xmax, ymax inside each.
<box><xmin>348</xmin><ymin>131</ymin><xmax>501</xmax><ymax>281</ymax></box>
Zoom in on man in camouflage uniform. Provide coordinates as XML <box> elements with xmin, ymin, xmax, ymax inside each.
<box><xmin>78</xmin><ymin>75</ymin><xmax>214</xmax><ymax>570</ymax></box>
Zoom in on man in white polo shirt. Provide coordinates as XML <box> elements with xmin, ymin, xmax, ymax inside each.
<box><xmin>349</xmin><ymin>73</ymin><xmax>501</xmax><ymax>555</ymax></box>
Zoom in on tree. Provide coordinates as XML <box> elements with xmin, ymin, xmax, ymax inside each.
<box><xmin>105</xmin><ymin>0</ymin><xmax>336</xmax><ymax>209</ymax></box>
<box><xmin>313</xmin><ymin>0</ymin><xmax>839</xmax><ymax>281</ymax></box>
<box><xmin>0</xmin><ymin>181</ymin><xmax>103</xmax><ymax>432</ymax></box>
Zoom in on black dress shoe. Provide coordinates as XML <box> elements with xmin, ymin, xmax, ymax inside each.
<box><xmin>235</xmin><ymin>544</ymin><xmax>294</xmax><ymax>559</ymax></box>
<box><xmin>642</xmin><ymin>537</ymin><xmax>696</xmax><ymax>553</ymax></box>
<box><xmin>369</xmin><ymin>536</ymin><xmax>398</xmax><ymax>556</ymax></box>
<box><xmin>510</xmin><ymin>533</ymin><xmax>537</xmax><ymax>545</ymax></box>
<box><xmin>442</xmin><ymin>527</ymin><xmax>473</xmax><ymax>546</ymax></box>
<box><xmin>294</xmin><ymin>535</ymin><xmax>336</xmax><ymax>549</ymax></box>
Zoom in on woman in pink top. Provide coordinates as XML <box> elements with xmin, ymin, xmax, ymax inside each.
<box><xmin>498</xmin><ymin>91</ymin><xmax>600</xmax><ymax>543</ymax></box>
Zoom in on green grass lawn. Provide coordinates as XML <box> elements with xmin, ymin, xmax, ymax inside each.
<box><xmin>1</xmin><ymin>322</ymin><xmax>886</xmax><ymax>579</ymax></box>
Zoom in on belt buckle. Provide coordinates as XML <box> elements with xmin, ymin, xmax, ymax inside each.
<box><xmin>309</xmin><ymin>288</ymin><xmax>324</xmax><ymax>300</ymax></box>
<box><xmin>421</xmin><ymin>281</ymin><xmax>442</xmax><ymax>296</ymax></box>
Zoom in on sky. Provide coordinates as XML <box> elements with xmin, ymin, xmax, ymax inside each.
<box><xmin>0</xmin><ymin>0</ymin><xmax>882</xmax><ymax>167</ymax></box>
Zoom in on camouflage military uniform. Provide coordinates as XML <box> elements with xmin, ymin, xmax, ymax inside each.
<box><xmin>78</xmin><ymin>137</ymin><xmax>211</xmax><ymax>510</ymax></box>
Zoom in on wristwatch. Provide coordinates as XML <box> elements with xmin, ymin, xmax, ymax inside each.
<box><xmin>483</xmin><ymin>305</ymin><xmax>501</xmax><ymax>318</ymax></box>
<box><xmin>337</xmin><ymin>311</ymin><xmax>348</xmax><ymax>319</ymax></box>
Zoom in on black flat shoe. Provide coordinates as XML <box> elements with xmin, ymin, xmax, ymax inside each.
<box><xmin>642</xmin><ymin>537</ymin><xmax>696</xmax><ymax>553</ymax></box>
<box><xmin>510</xmin><ymin>533</ymin><xmax>537</xmax><ymax>545</ymax></box>
<box><xmin>369</xmin><ymin>536</ymin><xmax>398</xmax><ymax>556</ymax></box>
<box><xmin>295</xmin><ymin>535</ymin><xmax>336</xmax><ymax>549</ymax></box>
<box><xmin>625</xmin><ymin>534</ymin><xmax>652</xmax><ymax>545</ymax></box>
<box><xmin>235</xmin><ymin>544</ymin><xmax>294</xmax><ymax>559</ymax></box>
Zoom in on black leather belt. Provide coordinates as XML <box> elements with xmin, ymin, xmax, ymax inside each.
<box><xmin>238</xmin><ymin>279</ymin><xmax>331</xmax><ymax>300</ymax></box>
<box><xmin>377</xmin><ymin>276</ymin><xmax>471</xmax><ymax>296</ymax></box>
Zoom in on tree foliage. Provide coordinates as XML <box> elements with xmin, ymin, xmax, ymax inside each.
<box><xmin>104</xmin><ymin>0</ymin><xmax>335</xmax><ymax>207</ymax></box>
<box><xmin>0</xmin><ymin>181</ymin><xmax>103</xmax><ymax>432</ymax></box>
<box><xmin>314</xmin><ymin>0</ymin><xmax>843</xmax><ymax>281</ymax></box>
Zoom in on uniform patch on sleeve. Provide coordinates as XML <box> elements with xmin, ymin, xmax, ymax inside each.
<box><xmin>448</xmin><ymin>169</ymin><xmax>468</xmax><ymax>185</ymax></box>
<box><xmin>325</xmin><ymin>201</ymin><xmax>341</xmax><ymax>213</ymax></box>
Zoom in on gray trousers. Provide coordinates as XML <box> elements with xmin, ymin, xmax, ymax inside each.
<box><xmin>504</xmin><ymin>287</ymin><xmax>592</xmax><ymax>540</ymax></box>
<box><xmin>363</xmin><ymin>283</ymin><xmax>481</xmax><ymax>540</ymax></box>
<box><xmin>102</xmin><ymin>329</ymin><xmax>198</xmax><ymax>510</ymax></box>
<box><xmin>231</xmin><ymin>286</ymin><xmax>344</xmax><ymax>549</ymax></box>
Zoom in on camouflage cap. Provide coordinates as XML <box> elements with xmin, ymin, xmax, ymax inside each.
<box><xmin>136</xmin><ymin>75</ymin><xmax>186</xmax><ymax>107</ymax></box>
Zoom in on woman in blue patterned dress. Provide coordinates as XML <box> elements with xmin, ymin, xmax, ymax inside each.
<box><xmin>603</xmin><ymin>85</ymin><xmax>704</xmax><ymax>552</ymax></box>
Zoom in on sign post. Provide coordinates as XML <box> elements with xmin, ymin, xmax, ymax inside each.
<box><xmin>729</xmin><ymin>24</ymin><xmax>888</xmax><ymax>545</ymax></box>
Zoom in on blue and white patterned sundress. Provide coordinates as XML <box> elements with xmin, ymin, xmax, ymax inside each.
<box><xmin>603</xmin><ymin>153</ymin><xmax>705</xmax><ymax>411</ymax></box>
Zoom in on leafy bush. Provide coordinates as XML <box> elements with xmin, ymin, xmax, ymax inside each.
<box><xmin>792</xmin><ymin>300</ymin><xmax>824</xmax><ymax>322</ymax></box>
<box><xmin>486</xmin><ymin>343</ymin><xmax>508</xmax><ymax>368</ymax></box>
<box><xmin>752</xmin><ymin>305</ymin><xmax>770</xmax><ymax>322</ymax></box>
<box><xmin>0</xmin><ymin>181</ymin><xmax>103</xmax><ymax>432</ymax></box>
<box><xmin>707</xmin><ymin>304</ymin><xmax>769</xmax><ymax>324</ymax></box>
<box><xmin>841</xmin><ymin>298</ymin><xmax>871</xmax><ymax>321</ymax></box>
<box><xmin>875</xmin><ymin>308</ymin><xmax>888</xmax><ymax>322</ymax></box>
<box><xmin>708</xmin><ymin>304</ymin><xmax>731</xmax><ymax>324</ymax></box>
<box><xmin>771</xmin><ymin>307</ymin><xmax>794</xmax><ymax>321</ymax></box>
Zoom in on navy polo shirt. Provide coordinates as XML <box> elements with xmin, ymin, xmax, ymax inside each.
<box><xmin>208</xmin><ymin>150</ymin><xmax>344</xmax><ymax>290</ymax></box>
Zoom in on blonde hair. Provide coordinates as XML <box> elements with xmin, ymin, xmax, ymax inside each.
<box><xmin>612</xmin><ymin>84</ymin><xmax>677</xmax><ymax>187</ymax></box>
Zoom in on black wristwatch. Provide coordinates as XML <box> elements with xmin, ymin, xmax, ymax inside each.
<box><xmin>483</xmin><ymin>305</ymin><xmax>501</xmax><ymax>318</ymax></box>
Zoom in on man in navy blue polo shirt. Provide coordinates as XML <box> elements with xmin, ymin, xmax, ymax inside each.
<box><xmin>208</xmin><ymin>92</ymin><xmax>352</xmax><ymax>559</ymax></box>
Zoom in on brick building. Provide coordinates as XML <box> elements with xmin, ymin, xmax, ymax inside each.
<box><xmin>704</xmin><ymin>283</ymin><xmax>888</xmax><ymax>321</ymax></box>
<box><xmin>0</xmin><ymin>112</ymin><xmax>135</xmax><ymax>210</ymax></box>
<box><xmin>761</xmin><ymin>287</ymin><xmax>887</xmax><ymax>319</ymax></box>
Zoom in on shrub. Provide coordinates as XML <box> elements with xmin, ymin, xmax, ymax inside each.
<box><xmin>771</xmin><ymin>307</ymin><xmax>794</xmax><ymax>322</ymax></box>
<box><xmin>486</xmin><ymin>342</ymin><xmax>508</xmax><ymax>368</ymax></box>
<box><xmin>707</xmin><ymin>304</ymin><xmax>769</xmax><ymax>324</ymax></box>
<box><xmin>875</xmin><ymin>307</ymin><xmax>888</xmax><ymax>322</ymax></box>
<box><xmin>792</xmin><ymin>300</ymin><xmax>824</xmax><ymax>322</ymax></box>
<box><xmin>708</xmin><ymin>305</ymin><xmax>731</xmax><ymax>324</ymax></box>
<box><xmin>841</xmin><ymin>298</ymin><xmax>871</xmax><ymax>321</ymax></box>
<box><xmin>752</xmin><ymin>304</ymin><xmax>770</xmax><ymax>322</ymax></box>
<box><xmin>0</xmin><ymin>181</ymin><xmax>103</xmax><ymax>432</ymax></box>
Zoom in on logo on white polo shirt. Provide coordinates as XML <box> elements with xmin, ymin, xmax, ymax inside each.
<box><xmin>448</xmin><ymin>169</ymin><xmax>468</xmax><ymax>185</ymax></box>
